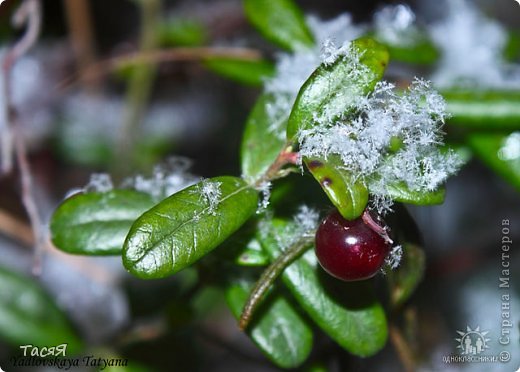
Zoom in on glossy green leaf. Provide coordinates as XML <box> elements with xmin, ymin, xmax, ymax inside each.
<box><xmin>203</xmin><ymin>57</ymin><xmax>275</xmax><ymax>86</ymax></box>
<box><xmin>305</xmin><ymin>156</ymin><xmax>368</xmax><ymax>220</ymax></box>
<box><xmin>236</xmin><ymin>238</ymin><xmax>270</xmax><ymax>266</ymax></box>
<box><xmin>244</xmin><ymin>0</ymin><xmax>314</xmax><ymax>51</ymax></box>
<box><xmin>443</xmin><ymin>90</ymin><xmax>520</xmax><ymax>129</ymax></box>
<box><xmin>386</xmin><ymin>243</ymin><xmax>425</xmax><ymax>308</ymax></box>
<box><xmin>0</xmin><ymin>266</ymin><xmax>83</xmax><ymax>354</ymax></box>
<box><xmin>286</xmin><ymin>37</ymin><xmax>389</xmax><ymax>140</ymax></box>
<box><xmin>371</xmin><ymin>30</ymin><xmax>439</xmax><ymax>65</ymax></box>
<box><xmin>241</xmin><ymin>94</ymin><xmax>287</xmax><ymax>181</ymax></box>
<box><xmin>51</xmin><ymin>190</ymin><xmax>156</xmax><ymax>255</ymax></box>
<box><xmin>225</xmin><ymin>273</ymin><xmax>313</xmax><ymax>368</ymax></box>
<box><xmin>384</xmin><ymin>182</ymin><xmax>446</xmax><ymax>205</ymax></box>
<box><xmin>260</xmin><ymin>219</ymin><xmax>388</xmax><ymax>357</ymax></box>
<box><xmin>123</xmin><ymin>176</ymin><xmax>258</xmax><ymax>279</ymax></box>
<box><xmin>468</xmin><ymin>132</ymin><xmax>520</xmax><ymax>191</ymax></box>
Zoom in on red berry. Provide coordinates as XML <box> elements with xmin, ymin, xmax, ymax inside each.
<box><xmin>315</xmin><ymin>211</ymin><xmax>391</xmax><ymax>281</ymax></box>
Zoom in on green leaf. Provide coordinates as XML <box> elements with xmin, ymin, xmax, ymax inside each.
<box><xmin>158</xmin><ymin>18</ymin><xmax>208</xmax><ymax>47</ymax></box>
<box><xmin>468</xmin><ymin>132</ymin><xmax>520</xmax><ymax>191</ymax></box>
<box><xmin>225</xmin><ymin>273</ymin><xmax>313</xmax><ymax>368</ymax></box>
<box><xmin>384</xmin><ymin>182</ymin><xmax>446</xmax><ymax>205</ymax></box>
<box><xmin>241</xmin><ymin>94</ymin><xmax>287</xmax><ymax>181</ymax></box>
<box><xmin>371</xmin><ymin>30</ymin><xmax>439</xmax><ymax>65</ymax></box>
<box><xmin>286</xmin><ymin>37</ymin><xmax>389</xmax><ymax>140</ymax></box>
<box><xmin>123</xmin><ymin>176</ymin><xmax>258</xmax><ymax>279</ymax></box>
<box><xmin>305</xmin><ymin>156</ymin><xmax>368</xmax><ymax>220</ymax></box>
<box><xmin>386</xmin><ymin>243</ymin><xmax>425</xmax><ymax>308</ymax></box>
<box><xmin>244</xmin><ymin>0</ymin><xmax>314</xmax><ymax>51</ymax></box>
<box><xmin>203</xmin><ymin>57</ymin><xmax>275</xmax><ymax>86</ymax></box>
<box><xmin>0</xmin><ymin>266</ymin><xmax>83</xmax><ymax>354</ymax></box>
<box><xmin>51</xmin><ymin>190</ymin><xmax>156</xmax><ymax>255</ymax></box>
<box><xmin>443</xmin><ymin>90</ymin><xmax>520</xmax><ymax>129</ymax></box>
<box><xmin>218</xmin><ymin>221</ymin><xmax>270</xmax><ymax>266</ymax></box>
<box><xmin>260</xmin><ymin>219</ymin><xmax>388</xmax><ymax>357</ymax></box>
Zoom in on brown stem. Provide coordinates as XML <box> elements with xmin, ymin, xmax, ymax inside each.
<box><xmin>63</xmin><ymin>0</ymin><xmax>99</xmax><ymax>91</ymax></box>
<box><xmin>362</xmin><ymin>209</ymin><xmax>393</xmax><ymax>244</ymax></box>
<box><xmin>254</xmin><ymin>145</ymin><xmax>299</xmax><ymax>187</ymax></box>
<box><xmin>389</xmin><ymin>324</ymin><xmax>416</xmax><ymax>372</ymax></box>
<box><xmin>59</xmin><ymin>47</ymin><xmax>264</xmax><ymax>90</ymax></box>
<box><xmin>0</xmin><ymin>209</ymin><xmax>34</xmax><ymax>246</ymax></box>
<box><xmin>239</xmin><ymin>236</ymin><xmax>312</xmax><ymax>330</ymax></box>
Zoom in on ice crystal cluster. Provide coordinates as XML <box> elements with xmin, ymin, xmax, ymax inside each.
<box><xmin>373</xmin><ymin>4</ymin><xmax>417</xmax><ymax>47</ymax></box>
<box><xmin>263</xmin><ymin>12</ymin><xmax>461</xmax><ymax>212</ymax></box>
<box><xmin>83</xmin><ymin>157</ymin><xmax>198</xmax><ymax>201</ymax></box>
<box><xmin>197</xmin><ymin>179</ymin><xmax>222</xmax><ymax>215</ymax></box>
<box><xmin>298</xmin><ymin>78</ymin><xmax>462</xmax><ymax>212</ymax></box>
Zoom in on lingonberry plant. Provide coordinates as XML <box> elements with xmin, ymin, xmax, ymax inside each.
<box><xmin>2</xmin><ymin>0</ymin><xmax>519</xmax><ymax>370</ymax></box>
<box><xmin>48</xmin><ymin>0</ymin><xmax>464</xmax><ymax>367</ymax></box>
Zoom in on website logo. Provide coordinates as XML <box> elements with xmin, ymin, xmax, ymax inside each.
<box><xmin>455</xmin><ymin>326</ymin><xmax>490</xmax><ymax>355</ymax></box>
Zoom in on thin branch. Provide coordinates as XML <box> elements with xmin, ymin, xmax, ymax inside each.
<box><xmin>1</xmin><ymin>0</ymin><xmax>44</xmax><ymax>275</ymax></box>
<box><xmin>239</xmin><ymin>236</ymin><xmax>313</xmax><ymax>330</ymax></box>
<box><xmin>114</xmin><ymin>0</ymin><xmax>160</xmax><ymax>176</ymax></box>
<box><xmin>62</xmin><ymin>0</ymin><xmax>99</xmax><ymax>91</ymax></box>
<box><xmin>2</xmin><ymin>0</ymin><xmax>41</xmax><ymax>174</ymax></box>
<box><xmin>0</xmin><ymin>208</ymin><xmax>34</xmax><ymax>246</ymax></box>
<box><xmin>58</xmin><ymin>46</ymin><xmax>264</xmax><ymax>90</ymax></box>
<box><xmin>389</xmin><ymin>324</ymin><xmax>416</xmax><ymax>372</ymax></box>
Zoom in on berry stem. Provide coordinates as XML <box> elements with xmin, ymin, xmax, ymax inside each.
<box><xmin>362</xmin><ymin>210</ymin><xmax>393</xmax><ymax>244</ymax></box>
<box><xmin>254</xmin><ymin>144</ymin><xmax>300</xmax><ymax>188</ymax></box>
<box><xmin>239</xmin><ymin>235</ymin><xmax>313</xmax><ymax>330</ymax></box>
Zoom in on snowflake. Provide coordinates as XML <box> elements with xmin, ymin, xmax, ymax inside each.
<box><xmin>198</xmin><ymin>179</ymin><xmax>222</xmax><ymax>216</ymax></box>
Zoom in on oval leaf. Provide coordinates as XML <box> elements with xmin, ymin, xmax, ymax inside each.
<box><xmin>123</xmin><ymin>176</ymin><xmax>258</xmax><ymax>279</ymax></box>
<box><xmin>244</xmin><ymin>0</ymin><xmax>314</xmax><ymax>51</ymax></box>
<box><xmin>286</xmin><ymin>37</ymin><xmax>389</xmax><ymax>140</ymax></box>
<box><xmin>305</xmin><ymin>156</ymin><xmax>368</xmax><ymax>220</ymax></box>
<box><xmin>0</xmin><ymin>266</ymin><xmax>83</xmax><ymax>354</ymax></box>
<box><xmin>241</xmin><ymin>94</ymin><xmax>287</xmax><ymax>181</ymax></box>
<box><xmin>444</xmin><ymin>90</ymin><xmax>520</xmax><ymax>129</ymax></box>
<box><xmin>51</xmin><ymin>190</ymin><xmax>156</xmax><ymax>255</ymax></box>
<box><xmin>203</xmin><ymin>57</ymin><xmax>275</xmax><ymax>86</ymax></box>
<box><xmin>260</xmin><ymin>219</ymin><xmax>388</xmax><ymax>357</ymax></box>
<box><xmin>385</xmin><ymin>182</ymin><xmax>446</xmax><ymax>205</ymax></box>
<box><xmin>386</xmin><ymin>243</ymin><xmax>425</xmax><ymax>308</ymax></box>
<box><xmin>468</xmin><ymin>132</ymin><xmax>520</xmax><ymax>191</ymax></box>
<box><xmin>225</xmin><ymin>273</ymin><xmax>313</xmax><ymax>368</ymax></box>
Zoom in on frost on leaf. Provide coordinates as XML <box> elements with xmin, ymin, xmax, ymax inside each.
<box><xmin>260</xmin><ymin>206</ymin><xmax>319</xmax><ymax>252</ymax></box>
<box><xmin>122</xmin><ymin>157</ymin><xmax>198</xmax><ymax>201</ymax></box>
<box><xmin>298</xmin><ymin>78</ymin><xmax>463</xmax><ymax>213</ymax></box>
<box><xmin>262</xmin><ymin>14</ymin><xmax>364</xmax><ymax>139</ymax></box>
<box><xmin>385</xmin><ymin>245</ymin><xmax>403</xmax><ymax>270</ymax></box>
<box><xmin>256</xmin><ymin>181</ymin><xmax>272</xmax><ymax>213</ymax></box>
<box><xmin>84</xmin><ymin>173</ymin><xmax>114</xmax><ymax>193</ymax></box>
<box><xmin>197</xmin><ymin>179</ymin><xmax>223</xmax><ymax>216</ymax></box>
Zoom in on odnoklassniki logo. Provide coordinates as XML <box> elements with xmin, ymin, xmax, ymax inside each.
<box><xmin>455</xmin><ymin>326</ymin><xmax>490</xmax><ymax>355</ymax></box>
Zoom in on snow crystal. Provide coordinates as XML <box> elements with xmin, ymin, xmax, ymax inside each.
<box><xmin>198</xmin><ymin>179</ymin><xmax>222</xmax><ymax>215</ymax></box>
<box><xmin>84</xmin><ymin>173</ymin><xmax>114</xmax><ymax>193</ymax></box>
<box><xmin>123</xmin><ymin>157</ymin><xmax>198</xmax><ymax>201</ymax></box>
<box><xmin>256</xmin><ymin>181</ymin><xmax>272</xmax><ymax>213</ymax></box>
<box><xmin>293</xmin><ymin>205</ymin><xmax>320</xmax><ymax>232</ymax></box>
<box><xmin>429</xmin><ymin>0</ymin><xmax>520</xmax><ymax>89</ymax></box>
<box><xmin>298</xmin><ymin>78</ymin><xmax>463</xmax><ymax>213</ymax></box>
<box><xmin>374</xmin><ymin>4</ymin><xmax>417</xmax><ymax>47</ymax></box>
<box><xmin>385</xmin><ymin>245</ymin><xmax>403</xmax><ymax>270</ymax></box>
<box><xmin>498</xmin><ymin>132</ymin><xmax>520</xmax><ymax>161</ymax></box>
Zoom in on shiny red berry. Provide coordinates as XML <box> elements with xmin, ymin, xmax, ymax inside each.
<box><xmin>315</xmin><ymin>211</ymin><xmax>391</xmax><ymax>281</ymax></box>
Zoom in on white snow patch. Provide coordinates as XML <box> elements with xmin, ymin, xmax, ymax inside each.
<box><xmin>84</xmin><ymin>173</ymin><xmax>114</xmax><ymax>193</ymax></box>
<box><xmin>429</xmin><ymin>0</ymin><xmax>520</xmax><ymax>89</ymax></box>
